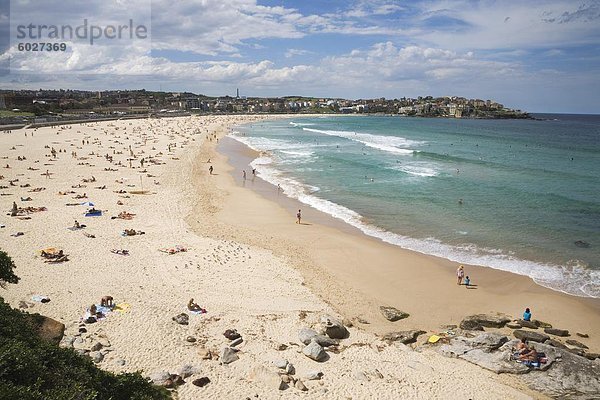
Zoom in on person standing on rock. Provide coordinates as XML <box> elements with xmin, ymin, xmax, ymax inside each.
<box><xmin>457</xmin><ymin>265</ymin><xmax>465</xmax><ymax>285</ymax></box>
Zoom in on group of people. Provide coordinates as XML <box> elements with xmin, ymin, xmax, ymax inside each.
<box><xmin>456</xmin><ymin>265</ymin><xmax>471</xmax><ymax>287</ymax></box>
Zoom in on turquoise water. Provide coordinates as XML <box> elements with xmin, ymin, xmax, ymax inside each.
<box><xmin>232</xmin><ymin>115</ymin><xmax>600</xmax><ymax>298</ymax></box>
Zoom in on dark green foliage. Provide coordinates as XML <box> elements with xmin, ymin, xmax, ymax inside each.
<box><xmin>0</xmin><ymin>297</ymin><xmax>170</xmax><ymax>400</ymax></box>
<box><xmin>0</xmin><ymin>250</ymin><xmax>19</xmax><ymax>288</ymax></box>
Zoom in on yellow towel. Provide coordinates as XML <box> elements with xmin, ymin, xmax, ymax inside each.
<box><xmin>428</xmin><ymin>335</ymin><xmax>441</xmax><ymax>343</ymax></box>
<box><xmin>113</xmin><ymin>303</ymin><xmax>131</xmax><ymax>313</ymax></box>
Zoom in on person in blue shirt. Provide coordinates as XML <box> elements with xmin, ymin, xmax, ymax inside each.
<box><xmin>523</xmin><ymin>308</ymin><xmax>532</xmax><ymax>321</ymax></box>
<box><xmin>464</xmin><ymin>276</ymin><xmax>470</xmax><ymax>287</ymax></box>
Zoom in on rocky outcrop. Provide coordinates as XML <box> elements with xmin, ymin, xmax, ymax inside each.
<box><xmin>27</xmin><ymin>314</ymin><xmax>65</xmax><ymax>345</ymax></box>
<box><xmin>379</xmin><ymin>306</ymin><xmax>409</xmax><ymax>322</ymax></box>
<box><xmin>513</xmin><ymin>329</ymin><xmax>549</xmax><ymax>343</ymax></box>
<box><xmin>459</xmin><ymin>314</ymin><xmax>511</xmax><ymax>331</ymax></box>
<box><xmin>544</xmin><ymin>328</ymin><xmax>569</xmax><ymax>337</ymax></box>
<box><xmin>382</xmin><ymin>330</ymin><xmax>426</xmax><ymax>344</ymax></box>
<box><xmin>566</xmin><ymin>339</ymin><xmax>589</xmax><ymax>349</ymax></box>
<box><xmin>299</xmin><ymin>328</ymin><xmax>318</xmax><ymax>345</ymax></box>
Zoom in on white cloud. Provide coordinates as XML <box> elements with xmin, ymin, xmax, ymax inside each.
<box><xmin>284</xmin><ymin>48</ymin><xmax>312</xmax><ymax>58</ymax></box>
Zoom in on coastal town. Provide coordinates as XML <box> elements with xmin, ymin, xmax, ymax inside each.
<box><xmin>0</xmin><ymin>89</ymin><xmax>529</xmax><ymax>127</ymax></box>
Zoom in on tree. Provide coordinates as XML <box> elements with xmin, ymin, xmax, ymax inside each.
<box><xmin>0</xmin><ymin>249</ymin><xmax>19</xmax><ymax>288</ymax></box>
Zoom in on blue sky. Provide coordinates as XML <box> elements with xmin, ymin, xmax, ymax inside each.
<box><xmin>1</xmin><ymin>0</ymin><xmax>599</xmax><ymax>113</ymax></box>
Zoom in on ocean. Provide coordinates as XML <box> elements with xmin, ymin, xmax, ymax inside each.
<box><xmin>230</xmin><ymin>114</ymin><xmax>600</xmax><ymax>298</ymax></box>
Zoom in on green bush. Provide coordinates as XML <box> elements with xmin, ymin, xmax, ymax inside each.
<box><xmin>0</xmin><ymin>250</ymin><xmax>19</xmax><ymax>288</ymax></box>
<box><xmin>0</xmin><ymin>254</ymin><xmax>170</xmax><ymax>400</ymax></box>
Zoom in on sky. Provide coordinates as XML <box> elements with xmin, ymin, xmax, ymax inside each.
<box><xmin>1</xmin><ymin>0</ymin><xmax>599</xmax><ymax>113</ymax></box>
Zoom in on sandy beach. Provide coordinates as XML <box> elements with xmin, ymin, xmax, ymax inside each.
<box><xmin>1</xmin><ymin>115</ymin><xmax>598</xmax><ymax>399</ymax></box>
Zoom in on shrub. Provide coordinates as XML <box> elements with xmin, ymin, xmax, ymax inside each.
<box><xmin>0</xmin><ymin>250</ymin><xmax>19</xmax><ymax>288</ymax></box>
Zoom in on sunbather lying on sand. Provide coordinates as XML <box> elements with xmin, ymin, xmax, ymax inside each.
<box><xmin>111</xmin><ymin>249</ymin><xmax>129</xmax><ymax>255</ymax></box>
<box><xmin>123</xmin><ymin>229</ymin><xmax>144</xmax><ymax>236</ymax></box>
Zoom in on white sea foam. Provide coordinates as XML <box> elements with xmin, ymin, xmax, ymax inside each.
<box><xmin>389</xmin><ymin>164</ymin><xmax>439</xmax><ymax>177</ymax></box>
<box><xmin>303</xmin><ymin>127</ymin><xmax>421</xmax><ymax>155</ymax></box>
<box><xmin>290</xmin><ymin>121</ymin><xmax>315</xmax><ymax>127</ymax></box>
<box><xmin>230</xmin><ymin>133</ymin><xmax>600</xmax><ymax>299</ymax></box>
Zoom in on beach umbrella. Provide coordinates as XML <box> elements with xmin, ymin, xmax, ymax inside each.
<box><xmin>80</xmin><ymin>201</ymin><xmax>95</xmax><ymax>207</ymax></box>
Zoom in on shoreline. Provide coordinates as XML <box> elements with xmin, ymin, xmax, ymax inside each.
<box><xmin>211</xmin><ymin>122</ymin><xmax>600</xmax><ymax>348</ymax></box>
<box><xmin>0</xmin><ymin>115</ymin><xmax>593</xmax><ymax>399</ymax></box>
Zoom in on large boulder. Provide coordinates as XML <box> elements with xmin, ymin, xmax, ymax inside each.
<box><xmin>517</xmin><ymin>319</ymin><xmax>538</xmax><ymax>329</ymax></box>
<box><xmin>382</xmin><ymin>330</ymin><xmax>426</xmax><ymax>345</ymax></box>
<box><xmin>566</xmin><ymin>339</ymin><xmax>589</xmax><ymax>349</ymax></box>
<box><xmin>520</xmin><ymin>343</ymin><xmax>600</xmax><ymax>399</ymax></box>
<box><xmin>27</xmin><ymin>314</ymin><xmax>65</xmax><ymax>345</ymax></box>
<box><xmin>379</xmin><ymin>306</ymin><xmax>409</xmax><ymax>322</ymax></box>
<box><xmin>311</xmin><ymin>334</ymin><xmax>339</xmax><ymax>347</ymax></box>
<box><xmin>459</xmin><ymin>314</ymin><xmax>511</xmax><ymax>331</ymax></box>
<box><xmin>298</xmin><ymin>328</ymin><xmax>318</xmax><ymax>345</ymax></box>
<box><xmin>320</xmin><ymin>315</ymin><xmax>348</xmax><ymax>339</ymax></box>
<box><xmin>513</xmin><ymin>329</ymin><xmax>549</xmax><ymax>343</ymax></box>
<box><xmin>439</xmin><ymin>334</ymin><xmax>530</xmax><ymax>374</ymax></box>
<box><xmin>303</xmin><ymin>341</ymin><xmax>328</xmax><ymax>362</ymax></box>
<box><xmin>544</xmin><ymin>328</ymin><xmax>569</xmax><ymax>337</ymax></box>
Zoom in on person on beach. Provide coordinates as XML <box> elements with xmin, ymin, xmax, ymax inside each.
<box><xmin>243</xmin><ymin>170</ymin><xmax>246</xmax><ymax>180</ymax></box>
<box><xmin>523</xmin><ymin>307</ymin><xmax>532</xmax><ymax>321</ymax></box>
<box><xmin>101</xmin><ymin>296</ymin><xmax>114</xmax><ymax>308</ymax></box>
<box><xmin>464</xmin><ymin>275</ymin><xmax>470</xmax><ymax>287</ymax></box>
<box><xmin>296</xmin><ymin>209</ymin><xmax>302</xmax><ymax>224</ymax></box>
<box><xmin>457</xmin><ymin>265</ymin><xmax>465</xmax><ymax>285</ymax></box>
<box><xmin>187</xmin><ymin>298</ymin><xmax>202</xmax><ymax>312</ymax></box>
<box><xmin>209</xmin><ymin>165</ymin><xmax>214</xmax><ymax>175</ymax></box>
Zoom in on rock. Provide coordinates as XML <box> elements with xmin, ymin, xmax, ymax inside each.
<box><xmin>273</xmin><ymin>358</ymin><xmax>288</xmax><ymax>369</ymax></box>
<box><xmin>566</xmin><ymin>339</ymin><xmax>589</xmax><ymax>349</ymax></box>
<box><xmin>90</xmin><ymin>351</ymin><xmax>104</xmax><ymax>363</ymax></box>
<box><xmin>90</xmin><ymin>342</ymin><xmax>103</xmax><ymax>352</ymax></box>
<box><xmin>59</xmin><ymin>335</ymin><xmax>75</xmax><ymax>349</ymax></box>
<box><xmin>299</xmin><ymin>328</ymin><xmax>318</xmax><ymax>344</ymax></box>
<box><xmin>303</xmin><ymin>341</ymin><xmax>328</xmax><ymax>362</ymax></box>
<box><xmin>513</xmin><ymin>329</ymin><xmax>549</xmax><ymax>343</ymax></box>
<box><xmin>584</xmin><ymin>352</ymin><xmax>599</xmax><ymax>360</ymax></box>
<box><xmin>192</xmin><ymin>377</ymin><xmax>210</xmax><ymax>387</ymax></box>
<box><xmin>546</xmin><ymin>339</ymin><xmax>568</xmax><ymax>349</ymax></box>
<box><xmin>576</xmin><ymin>332</ymin><xmax>589</xmax><ymax>338</ymax></box>
<box><xmin>247</xmin><ymin>365</ymin><xmax>286</xmax><ymax>390</ymax></box>
<box><xmin>574</xmin><ymin>240</ymin><xmax>590</xmax><ymax>248</ymax></box>
<box><xmin>382</xmin><ymin>330</ymin><xmax>426</xmax><ymax>345</ymax></box>
<box><xmin>281</xmin><ymin>375</ymin><xmax>291</xmax><ymax>384</ymax></box>
<box><xmin>379</xmin><ymin>306</ymin><xmax>409</xmax><ymax>322</ymax></box>
<box><xmin>320</xmin><ymin>315</ymin><xmax>349</xmax><ymax>339</ymax></box>
<box><xmin>224</xmin><ymin>329</ymin><xmax>241</xmax><ymax>340</ymax></box>
<box><xmin>311</xmin><ymin>334</ymin><xmax>339</xmax><ymax>347</ymax></box>
<box><xmin>286</xmin><ymin>362</ymin><xmax>295</xmax><ymax>375</ymax></box>
<box><xmin>459</xmin><ymin>314</ymin><xmax>511</xmax><ymax>331</ymax></box>
<box><xmin>532</xmin><ymin>319</ymin><xmax>552</xmax><ymax>328</ymax></box>
<box><xmin>198</xmin><ymin>348</ymin><xmax>212</xmax><ymax>360</ymax></box>
<box><xmin>356</xmin><ymin>317</ymin><xmax>369</xmax><ymax>324</ymax></box>
<box><xmin>520</xmin><ymin>343</ymin><xmax>600</xmax><ymax>399</ymax></box>
<box><xmin>220</xmin><ymin>347</ymin><xmax>239</xmax><ymax>364</ymax></box>
<box><xmin>172</xmin><ymin>313</ymin><xmax>189</xmax><ymax>325</ymax></box>
<box><xmin>230</xmin><ymin>337</ymin><xmax>243</xmax><ymax>347</ymax></box>
<box><xmin>74</xmin><ymin>349</ymin><xmax>88</xmax><ymax>356</ymax></box>
<box><xmin>149</xmin><ymin>371</ymin><xmax>171</xmax><ymax>386</ymax></box>
<box><xmin>26</xmin><ymin>314</ymin><xmax>65</xmax><ymax>345</ymax></box>
<box><xmin>295</xmin><ymin>379</ymin><xmax>308</xmax><ymax>391</ymax></box>
<box><xmin>186</xmin><ymin>336</ymin><xmax>196</xmax><ymax>343</ymax></box>
<box><xmin>544</xmin><ymin>328</ymin><xmax>569</xmax><ymax>337</ymax></box>
<box><xmin>115</xmin><ymin>359</ymin><xmax>126</xmax><ymax>366</ymax></box>
<box><xmin>171</xmin><ymin>374</ymin><xmax>185</xmax><ymax>386</ymax></box>
<box><xmin>567</xmin><ymin>347</ymin><xmax>586</xmax><ymax>357</ymax></box>
<box><xmin>343</xmin><ymin>318</ymin><xmax>354</xmax><ymax>328</ymax></box>
<box><xmin>506</xmin><ymin>321</ymin><xmax>521</xmax><ymax>329</ymax></box>
<box><xmin>78</xmin><ymin>327</ymin><xmax>87</xmax><ymax>334</ymax></box>
<box><xmin>275</xmin><ymin>343</ymin><xmax>288</xmax><ymax>351</ymax></box>
<box><xmin>304</xmin><ymin>370</ymin><xmax>323</xmax><ymax>380</ymax></box>
<box><xmin>517</xmin><ymin>320</ymin><xmax>538</xmax><ymax>329</ymax></box>
<box><xmin>72</xmin><ymin>337</ymin><xmax>86</xmax><ymax>350</ymax></box>
<box><xmin>178</xmin><ymin>364</ymin><xmax>201</xmax><ymax>378</ymax></box>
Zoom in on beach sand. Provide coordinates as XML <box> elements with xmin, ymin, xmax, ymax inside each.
<box><xmin>0</xmin><ymin>115</ymin><xmax>595</xmax><ymax>399</ymax></box>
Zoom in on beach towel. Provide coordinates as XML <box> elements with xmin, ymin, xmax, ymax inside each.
<box><xmin>428</xmin><ymin>335</ymin><xmax>441</xmax><ymax>344</ymax></box>
<box><xmin>113</xmin><ymin>303</ymin><xmax>131</xmax><ymax>313</ymax></box>
<box><xmin>185</xmin><ymin>306</ymin><xmax>207</xmax><ymax>315</ymax></box>
<box><xmin>32</xmin><ymin>295</ymin><xmax>50</xmax><ymax>303</ymax></box>
<box><xmin>85</xmin><ymin>210</ymin><xmax>102</xmax><ymax>217</ymax></box>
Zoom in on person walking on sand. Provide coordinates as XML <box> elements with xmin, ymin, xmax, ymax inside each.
<box><xmin>296</xmin><ymin>209</ymin><xmax>302</xmax><ymax>224</ymax></box>
<box><xmin>243</xmin><ymin>170</ymin><xmax>246</xmax><ymax>180</ymax></box>
<box><xmin>209</xmin><ymin>165</ymin><xmax>214</xmax><ymax>175</ymax></box>
<box><xmin>457</xmin><ymin>265</ymin><xmax>465</xmax><ymax>285</ymax></box>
